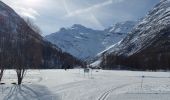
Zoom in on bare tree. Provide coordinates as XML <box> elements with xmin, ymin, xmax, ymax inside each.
<box><xmin>14</xmin><ymin>20</ymin><xmax>42</xmax><ymax>85</ymax></box>
<box><xmin>13</xmin><ymin>38</ymin><xmax>27</xmax><ymax>85</ymax></box>
<box><xmin>0</xmin><ymin>62</ymin><xmax>4</xmax><ymax>83</ymax></box>
<box><xmin>0</xmin><ymin>53</ymin><xmax>5</xmax><ymax>83</ymax></box>
<box><xmin>0</xmin><ymin>35</ymin><xmax>5</xmax><ymax>83</ymax></box>
<box><xmin>16</xmin><ymin>67</ymin><xmax>27</xmax><ymax>85</ymax></box>
<box><xmin>0</xmin><ymin>51</ymin><xmax>3</xmax><ymax>83</ymax></box>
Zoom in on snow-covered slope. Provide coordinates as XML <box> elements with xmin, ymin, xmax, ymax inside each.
<box><xmin>105</xmin><ymin>0</ymin><xmax>170</xmax><ymax>56</ymax></box>
<box><xmin>45</xmin><ymin>22</ymin><xmax>136</xmax><ymax>60</ymax></box>
<box><xmin>100</xmin><ymin>0</ymin><xmax>170</xmax><ymax>70</ymax></box>
<box><xmin>105</xmin><ymin>21</ymin><xmax>137</xmax><ymax>34</ymax></box>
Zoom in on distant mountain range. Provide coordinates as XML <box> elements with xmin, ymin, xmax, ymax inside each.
<box><xmin>0</xmin><ymin>1</ymin><xmax>82</xmax><ymax>69</ymax></box>
<box><xmin>2</xmin><ymin>0</ymin><xmax>169</xmax><ymax>70</ymax></box>
<box><xmin>99</xmin><ymin>0</ymin><xmax>170</xmax><ymax>70</ymax></box>
<box><xmin>45</xmin><ymin>21</ymin><xmax>136</xmax><ymax>60</ymax></box>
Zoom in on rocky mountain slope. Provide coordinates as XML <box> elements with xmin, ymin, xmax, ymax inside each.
<box><xmin>45</xmin><ymin>21</ymin><xmax>136</xmax><ymax>60</ymax></box>
<box><xmin>100</xmin><ymin>0</ymin><xmax>170</xmax><ymax>70</ymax></box>
<box><xmin>0</xmin><ymin>1</ymin><xmax>82</xmax><ymax>69</ymax></box>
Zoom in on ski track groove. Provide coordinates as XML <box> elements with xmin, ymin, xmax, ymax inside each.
<box><xmin>52</xmin><ymin>80</ymin><xmax>91</xmax><ymax>93</ymax></box>
<box><xmin>98</xmin><ymin>82</ymin><xmax>139</xmax><ymax>100</ymax></box>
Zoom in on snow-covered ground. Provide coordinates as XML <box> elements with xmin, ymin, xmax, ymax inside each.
<box><xmin>0</xmin><ymin>69</ymin><xmax>170</xmax><ymax>100</ymax></box>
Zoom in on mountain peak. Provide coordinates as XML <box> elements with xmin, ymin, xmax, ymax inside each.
<box><xmin>59</xmin><ymin>27</ymin><xmax>67</xmax><ymax>32</ymax></box>
<box><xmin>105</xmin><ymin>21</ymin><xmax>136</xmax><ymax>34</ymax></box>
<box><xmin>71</xmin><ymin>24</ymin><xmax>87</xmax><ymax>29</ymax></box>
<box><xmin>45</xmin><ymin>21</ymin><xmax>136</xmax><ymax>60</ymax></box>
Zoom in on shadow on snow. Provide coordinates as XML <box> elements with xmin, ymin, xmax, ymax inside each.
<box><xmin>2</xmin><ymin>84</ymin><xmax>59</xmax><ymax>100</ymax></box>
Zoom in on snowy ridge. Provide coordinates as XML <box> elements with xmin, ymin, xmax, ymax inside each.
<box><xmin>105</xmin><ymin>21</ymin><xmax>137</xmax><ymax>34</ymax></box>
<box><xmin>45</xmin><ymin>21</ymin><xmax>136</xmax><ymax>60</ymax></box>
<box><xmin>103</xmin><ymin>0</ymin><xmax>170</xmax><ymax>56</ymax></box>
<box><xmin>98</xmin><ymin>0</ymin><xmax>170</xmax><ymax>70</ymax></box>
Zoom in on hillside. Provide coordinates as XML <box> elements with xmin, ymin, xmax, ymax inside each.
<box><xmin>0</xmin><ymin>1</ymin><xmax>82</xmax><ymax>69</ymax></box>
<box><xmin>100</xmin><ymin>0</ymin><xmax>170</xmax><ymax>70</ymax></box>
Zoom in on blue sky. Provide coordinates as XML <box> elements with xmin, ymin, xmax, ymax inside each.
<box><xmin>2</xmin><ymin>0</ymin><xmax>160</xmax><ymax>36</ymax></box>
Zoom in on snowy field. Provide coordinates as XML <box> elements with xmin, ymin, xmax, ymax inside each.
<box><xmin>0</xmin><ymin>69</ymin><xmax>170</xmax><ymax>100</ymax></box>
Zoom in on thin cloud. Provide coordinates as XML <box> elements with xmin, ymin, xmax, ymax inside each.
<box><xmin>21</xmin><ymin>12</ymin><xmax>37</xmax><ymax>20</ymax></box>
<box><xmin>1</xmin><ymin>0</ymin><xmax>160</xmax><ymax>36</ymax></box>
<box><xmin>13</xmin><ymin>6</ymin><xmax>40</xmax><ymax>20</ymax></box>
<box><xmin>65</xmin><ymin>0</ymin><xmax>124</xmax><ymax>17</ymax></box>
<box><xmin>89</xmin><ymin>14</ymin><xmax>105</xmax><ymax>29</ymax></box>
<box><xmin>63</xmin><ymin>0</ymin><xmax>70</xmax><ymax>14</ymax></box>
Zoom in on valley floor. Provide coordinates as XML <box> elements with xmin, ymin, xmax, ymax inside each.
<box><xmin>0</xmin><ymin>69</ymin><xmax>170</xmax><ymax>100</ymax></box>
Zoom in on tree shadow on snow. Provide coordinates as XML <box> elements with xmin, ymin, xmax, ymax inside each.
<box><xmin>3</xmin><ymin>84</ymin><xmax>60</xmax><ymax>100</ymax></box>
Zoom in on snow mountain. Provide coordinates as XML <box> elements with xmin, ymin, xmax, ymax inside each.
<box><xmin>105</xmin><ymin>21</ymin><xmax>137</xmax><ymax>34</ymax></box>
<box><xmin>0</xmin><ymin>1</ymin><xmax>82</xmax><ymax>69</ymax></box>
<box><xmin>45</xmin><ymin>21</ymin><xmax>136</xmax><ymax>60</ymax></box>
<box><xmin>100</xmin><ymin>0</ymin><xmax>170</xmax><ymax>70</ymax></box>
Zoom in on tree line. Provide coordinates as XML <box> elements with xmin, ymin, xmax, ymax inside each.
<box><xmin>0</xmin><ymin>14</ymin><xmax>83</xmax><ymax>85</ymax></box>
<box><xmin>100</xmin><ymin>27</ymin><xmax>170</xmax><ymax>70</ymax></box>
